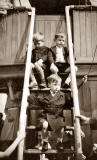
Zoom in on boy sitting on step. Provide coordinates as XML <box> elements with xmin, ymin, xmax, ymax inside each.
<box><xmin>48</xmin><ymin>32</ymin><xmax>77</xmax><ymax>88</ymax></box>
<box><xmin>29</xmin><ymin>32</ymin><xmax>49</xmax><ymax>89</ymax></box>
<box><xmin>35</xmin><ymin>74</ymin><xmax>73</xmax><ymax>151</ymax></box>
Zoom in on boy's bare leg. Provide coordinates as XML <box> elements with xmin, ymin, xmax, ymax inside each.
<box><xmin>7</xmin><ymin>80</ymin><xmax>14</xmax><ymax>100</ymax></box>
<box><xmin>35</xmin><ymin>131</ymin><xmax>43</xmax><ymax>150</ymax></box>
<box><xmin>29</xmin><ymin>69</ymin><xmax>38</xmax><ymax>89</ymax></box>
<box><xmin>34</xmin><ymin>63</ymin><xmax>47</xmax><ymax>88</ymax></box>
<box><xmin>55</xmin><ymin>128</ymin><xmax>64</xmax><ymax>151</ymax></box>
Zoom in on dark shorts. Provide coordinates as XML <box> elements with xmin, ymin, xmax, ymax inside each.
<box><xmin>55</xmin><ymin>62</ymin><xmax>70</xmax><ymax>73</ymax></box>
<box><xmin>47</xmin><ymin>114</ymin><xmax>65</xmax><ymax>131</ymax></box>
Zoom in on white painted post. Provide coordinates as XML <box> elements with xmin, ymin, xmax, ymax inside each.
<box><xmin>17</xmin><ymin>7</ymin><xmax>35</xmax><ymax>160</ymax></box>
<box><xmin>65</xmin><ymin>6</ymin><xmax>82</xmax><ymax>160</ymax></box>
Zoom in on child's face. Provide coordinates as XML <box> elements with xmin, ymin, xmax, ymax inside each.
<box><xmin>55</xmin><ymin>37</ymin><xmax>65</xmax><ymax>48</ymax></box>
<box><xmin>34</xmin><ymin>40</ymin><xmax>44</xmax><ymax>48</ymax></box>
<box><xmin>48</xmin><ymin>81</ymin><xmax>61</xmax><ymax>92</ymax></box>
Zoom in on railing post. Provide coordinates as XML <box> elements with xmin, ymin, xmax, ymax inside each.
<box><xmin>17</xmin><ymin>7</ymin><xmax>35</xmax><ymax>160</ymax></box>
<box><xmin>65</xmin><ymin>6</ymin><xmax>82</xmax><ymax>160</ymax></box>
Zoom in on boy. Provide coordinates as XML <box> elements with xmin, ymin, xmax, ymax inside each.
<box><xmin>48</xmin><ymin>32</ymin><xmax>77</xmax><ymax>88</ymax></box>
<box><xmin>28</xmin><ymin>75</ymin><xmax>85</xmax><ymax>152</ymax></box>
<box><xmin>48</xmin><ymin>33</ymin><xmax>69</xmax><ymax>72</ymax></box>
<box><xmin>30</xmin><ymin>32</ymin><xmax>49</xmax><ymax>89</ymax></box>
<box><xmin>35</xmin><ymin>74</ymin><xmax>73</xmax><ymax>151</ymax></box>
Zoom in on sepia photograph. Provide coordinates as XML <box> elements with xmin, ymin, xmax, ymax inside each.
<box><xmin>0</xmin><ymin>0</ymin><xmax>97</xmax><ymax>160</ymax></box>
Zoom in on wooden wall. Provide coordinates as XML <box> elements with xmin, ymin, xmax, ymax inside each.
<box><xmin>73</xmin><ymin>9</ymin><xmax>97</xmax><ymax>153</ymax></box>
<box><xmin>73</xmin><ymin>10</ymin><xmax>97</xmax><ymax>63</ymax></box>
<box><xmin>0</xmin><ymin>11</ymin><xmax>30</xmax><ymax>65</ymax></box>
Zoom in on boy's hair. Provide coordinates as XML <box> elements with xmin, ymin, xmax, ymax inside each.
<box><xmin>47</xmin><ymin>74</ymin><xmax>62</xmax><ymax>84</ymax></box>
<box><xmin>33</xmin><ymin>32</ymin><xmax>44</xmax><ymax>43</ymax></box>
<box><xmin>54</xmin><ymin>33</ymin><xmax>65</xmax><ymax>41</ymax></box>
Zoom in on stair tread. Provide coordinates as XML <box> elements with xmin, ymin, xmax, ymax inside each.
<box><xmin>30</xmin><ymin>88</ymin><xmax>71</xmax><ymax>92</ymax></box>
<box><xmin>26</xmin><ymin>125</ymin><xmax>42</xmax><ymax>130</ymax></box>
<box><xmin>26</xmin><ymin>125</ymin><xmax>74</xmax><ymax>131</ymax></box>
<box><xmin>24</xmin><ymin>149</ymin><xmax>75</xmax><ymax>154</ymax></box>
<box><xmin>27</xmin><ymin>105</ymin><xmax>73</xmax><ymax>110</ymax></box>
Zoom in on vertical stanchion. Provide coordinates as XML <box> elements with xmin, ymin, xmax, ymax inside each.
<box><xmin>65</xmin><ymin>6</ymin><xmax>82</xmax><ymax>160</ymax></box>
<box><xmin>17</xmin><ymin>7</ymin><xmax>35</xmax><ymax>160</ymax></box>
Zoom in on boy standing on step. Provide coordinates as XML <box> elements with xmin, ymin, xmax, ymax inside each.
<box><xmin>30</xmin><ymin>32</ymin><xmax>49</xmax><ymax>89</ymax></box>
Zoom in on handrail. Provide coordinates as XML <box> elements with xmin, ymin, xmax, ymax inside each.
<box><xmin>17</xmin><ymin>7</ymin><xmax>35</xmax><ymax>160</ymax></box>
<box><xmin>65</xmin><ymin>6</ymin><xmax>82</xmax><ymax>160</ymax></box>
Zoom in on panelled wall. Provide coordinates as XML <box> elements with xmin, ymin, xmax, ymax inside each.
<box><xmin>0</xmin><ymin>11</ymin><xmax>30</xmax><ymax>65</ymax></box>
<box><xmin>73</xmin><ymin>10</ymin><xmax>97</xmax><ymax>63</ymax></box>
<box><xmin>73</xmin><ymin>9</ymin><xmax>97</xmax><ymax>152</ymax></box>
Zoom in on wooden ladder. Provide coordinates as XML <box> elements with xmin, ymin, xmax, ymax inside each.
<box><xmin>17</xmin><ymin>5</ymin><xmax>82</xmax><ymax>160</ymax></box>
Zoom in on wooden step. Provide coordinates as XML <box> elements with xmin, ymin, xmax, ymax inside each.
<box><xmin>26</xmin><ymin>125</ymin><xmax>42</xmax><ymax>130</ymax></box>
<box><xmin>24</xmin><ymin>149</ymin><xmax>75</xmax><ymax>154</ymax></box>
<box><xmin>0</xmin><ymin>64</ymin><xmax>25</xmax><ymax>79</ymax></box>
<box><xmin>27</xmin><ymin>105</ymin><xmax>73</xmax><ymax>110</ymax></box>
<box><xmin>26</xmin><ymin>125</ymin><xmax>74</xmax><ymax>132</ymax></box>
<box><xmin>30</xmin><ymin>88</ymin><xmax>71</xmax><ymax>93</ymax></box>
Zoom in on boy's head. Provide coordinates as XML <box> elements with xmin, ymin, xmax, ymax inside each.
<box><xmin>47</xmin><ymin>74</ymin><xmax>62</xmax><ymax>92</ymax></box>
<box><xmin>54</xmin><ymin>33</ymin><xmax>66</xmax><ymax>48</ymax></box>
<box><xmin>33</xmin><ymin>32</ymin><xmax>44</xmax><ymax>48</ymax></box>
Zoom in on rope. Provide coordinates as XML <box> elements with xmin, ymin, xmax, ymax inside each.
<box><xmin>87</xmin><ymin>44</ymin><xmax>97</xmax><ymax>75</ymax></box>
<box><xmin>79</xmin><ymin>5</ymin><xmax>97</xmax><ymax>87</ymax></box>
<box><xmin>79</xmin><ymin>44</ymin><xmax>97</xmax><ymax>89</ymax></box>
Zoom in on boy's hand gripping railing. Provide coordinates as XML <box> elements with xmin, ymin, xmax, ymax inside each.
<box><xmin>65</xmin><ymin>6</ymin><xmax>83</xmax><ymax>160</ymax></box>
<box><xmin>17</xmin><ymin>7</ymin><xmax>35</xmax><ymax>160</ymax></box>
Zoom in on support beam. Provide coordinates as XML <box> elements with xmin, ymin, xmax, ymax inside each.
<box><xmin>65</xmin><ymin>6</ymin><xmax>82</xmax><ymax>160</ymax></box>
<box><xmin>17</xmin><ymin>7</ymin><xmax>35</xmax><ymax>160</ymax></box>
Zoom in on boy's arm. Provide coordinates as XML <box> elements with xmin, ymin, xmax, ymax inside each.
<box><xmin>35</xmin><ymin>59</ymin><xmax>43</xmax><ymax>67</ymax></box>
<box><xmin>0</xmin><ymin>132</ymin><xmax>25</xmax><ymax>158</ymax></box>
<box><xmin>7</xmin><ymin>80</ymin><xmax>14</xmax><ymax>100</ymax></box>
<box><xmin>76</xmin><ymin>115</ymin><xmax>91</xmax><ymax>125</ymax></box>
<box><xmin>36</xmin><ymin>47</ymin><xmax>49</xmax><ymax>65</ymax></box>
<box><xmin>50</xmin><ymin>63</ymin><xmax>59</xmax><ymax>73</ymax></box>
<box><xmin>64</xmin><ymin>47</ymin><xmax>69</xmax><ymax>63</ymax></box>
<box><xmin>48</xmin><ymin>49</ymin><xmax>55</xmax><ymax>64</ymax></box>
<box><xmin>31</xmin><ymin>50</ymin><xmax>36</xmax><ymax>63</ymax></box>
